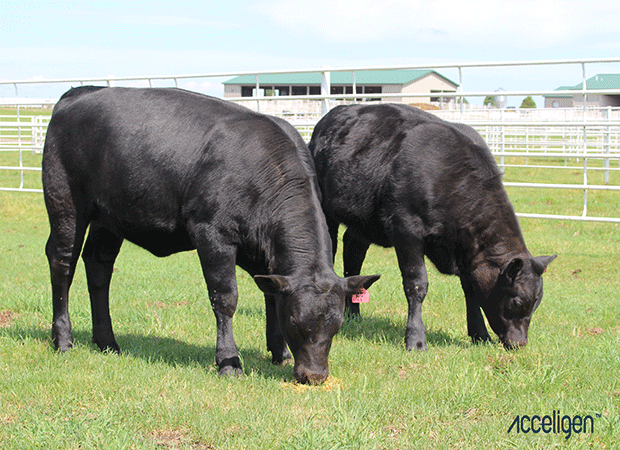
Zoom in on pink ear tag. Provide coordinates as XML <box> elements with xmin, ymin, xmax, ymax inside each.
<box><xmin>352</xmin><ymin>288</ymin><xmax>370</xmax><ymax>303</ymax></box>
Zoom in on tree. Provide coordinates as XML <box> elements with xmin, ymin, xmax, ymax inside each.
<box><xmin>483</xmin><ymin>96</ymin><xmax>495</xmax><ymax>108</ymax></box>
<box><xmin>520</xmin><ymin>96</ymin><xmax>536</xmax><ymax>108</ymax></box>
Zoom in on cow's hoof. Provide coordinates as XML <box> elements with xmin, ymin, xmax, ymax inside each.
<box><xmin>54</xmin><ymin>339</ymin><xmax>74</xmax><ymax>352</ymax></box>
<box><xmin>93</xmin><ymin>336</ymin><xmax>121</xmax><ymax>354</ymax></box>
<box><xmin>98</xmin><ymin>342</ymin><xmax>121</xmax><ymax>354</ymax></box>
<box><xmin>471</xmin><ymin>334</ymin><xmax>492</xmax><ymax>345</ymax></box>
<box><xmin>405</xmin><ymin>337</ymin><xmax>428</xmax><ymax>352</ymax></box>
<box><xmin>218</xmin><ymin>357</ymin><xmax>243</xmax><ymax>377</ymax></box>
<box><xmin>271</xmin><ymin>349</ymin><xmax>292</xmax><ymax>365</ymax></box>
<box><xmin>219</xmin><ymin>366</ymin><xmax>243</xmax><ymax>377</ymax></box>
<box><xmin>52</xmin><ymin>331</ymin><xmax>74</xmax><ymax>352</ymax></box>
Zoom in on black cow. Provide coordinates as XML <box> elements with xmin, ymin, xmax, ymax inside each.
<box><xmin>42</xmin><ymin>86</ymin><xmax>379</xmax><ymax>384</ymax></box>
<box><xmin>309</xmin><ymin>103</ymin><xmax>556</xmax><ymax>350</ymax></box>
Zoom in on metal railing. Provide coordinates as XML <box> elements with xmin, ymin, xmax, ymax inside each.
<box><xmin>2</xmin><ymin>58</ymin><xmax>620</xmax><ymax>222</ymax></box>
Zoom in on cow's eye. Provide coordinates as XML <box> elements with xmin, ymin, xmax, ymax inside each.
<box><xmin>510</xmin><ymin>297</ymin><xmax>527</xmax><ymax>314</ymax></box>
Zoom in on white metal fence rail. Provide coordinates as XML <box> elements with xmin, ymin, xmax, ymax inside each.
<box><xmin>0</xmin><ymin>98</ymin><xmax>53</xmax><ymax>192</ymax></box>
<box><xmin>2</xmin><ymin>58</ymin><xmax>620</xmax><ymax>222</ymax></box>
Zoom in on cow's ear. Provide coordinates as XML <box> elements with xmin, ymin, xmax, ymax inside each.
<box><xmin>532</xmin><ymin>254</ymin><xmax>557</xmax><ymax>275</ymax></box>
<box><xmin>501</xmin><ymin>258</ymin><xmax>524</xmax><ymax>285</ymax></box>
<box><xmin>344</xmin><ymin>274</ymin><xmax>381</xmax><ymax>295</ymax></box>
<box><xmin>254</xmin><ymin>275</ymin><xmax>291</xmax><ymax>295</ymax></box>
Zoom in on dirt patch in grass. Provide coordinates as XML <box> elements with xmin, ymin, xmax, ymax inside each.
<box><xmin>583</xmin><ymin>327</ymin><xmax>605</xmax><ymax>336</ymax></box>
<box><xmin>149</xmin><ymin>429</ymin><xmax>216</xmax><ymax>449</ymax></box>
<box><xmin>0</xmin><ymin>310</ymin><xmax>16</xmax><ymax>327</ymax></box>
<box><xmin>280</xmin><ymin>376</ymin><xmax>344</xmax><ymax>392</ymax></box>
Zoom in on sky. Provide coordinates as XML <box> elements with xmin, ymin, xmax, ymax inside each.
<box><xmin>2</xmin><ymin>0</ymin><xmax>620</xmax><ymax>106</ymax></box>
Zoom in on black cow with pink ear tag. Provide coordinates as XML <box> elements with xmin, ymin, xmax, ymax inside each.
<box><xmin>42</xmin><ymin>86</ymin><xmax>380</xmax><ymax>385</ymax></box>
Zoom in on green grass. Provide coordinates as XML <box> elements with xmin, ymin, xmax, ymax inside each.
<box><xmin>0</xmin><ymin>151</ymin><xmax>43</xmax><ymax>191</ymax></box>
<box><xmin>1</xmin><ymin>180</ymin><xmax>620</xmax><ymax>448</ymax></box>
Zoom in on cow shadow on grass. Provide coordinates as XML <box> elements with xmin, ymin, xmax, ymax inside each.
<box><xmin>338</xmin><ymin>313</ymin><xmax>468</xmax><ymax>349</ymax></box>
<box><xmin>4</xmin><ymin>325</ymin><xmax>295</xmax><ymax>382</ymax></box>
<box><xmin>115</xmin><ymin>332</ymin><xmax>295</xmax><ymax>381</ymax></box>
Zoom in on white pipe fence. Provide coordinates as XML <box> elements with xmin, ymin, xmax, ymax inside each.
<box><xmin>2</xmin><ymin>58</ymin><xmax>620</xmax><ymax>222</ymax></box>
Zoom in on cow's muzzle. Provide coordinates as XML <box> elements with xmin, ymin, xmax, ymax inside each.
<box><xmin>501</xmin><ymin>336</ymin><xmax>527</xmax><ymax>350</ymax></box>
<box><xmin>294</xmin><ymin>364</ymin><xmax>328</xmax><ymax>385</ymax></box>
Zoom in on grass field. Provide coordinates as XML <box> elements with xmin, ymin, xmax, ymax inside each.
<box><xmin>1</xmin><ymin>155</ymin><xmax>620</xmax><ymax>448</ymax></box>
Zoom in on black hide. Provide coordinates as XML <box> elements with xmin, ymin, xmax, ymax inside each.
<box><xmin>42</xmin><ymin>87</ymin><xmax>379</xmax><ymax>384</ymax></box>
<box><xmin>309</xmin><ymin>103</ymin><xmax>556</xmax><ymax>350</ymax></box>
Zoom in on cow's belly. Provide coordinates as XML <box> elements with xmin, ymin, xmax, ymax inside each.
<box><xmin>92</xmin><ymin>216</ymin><xmax>194</xmax><ymax>257</ymax></box>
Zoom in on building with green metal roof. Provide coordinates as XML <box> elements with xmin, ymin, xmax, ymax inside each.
<box><xmin>223</xmin><ymin>69</ymin><xmax>459</xmax><ymax>107</ymax></box>
<box><xmin>544</xmin><ymin>74</ymin><xmax>620</xmax><ymax>108</ymax></box>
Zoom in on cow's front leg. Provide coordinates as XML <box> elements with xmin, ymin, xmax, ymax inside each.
<box><xmin>395</xmin><ymin>239</ymin><xmax>429</xmax><ymax>351</ymax></box>
<box><xmin>197</xmin><ymin>247</ymin><xmax>242</xmax><ymax>377</ymax></box>
<box><xmin>82</xmin><ymin>224</ymin><xmax>123</xmax><ymax>353</ymax></box>
<box><xmin>265</xmin><ymin>294</ymin><xmax>291</xmax><ymax>364</ymax></box>
<box><xmin>460</xmin><ymin>277</ymin><xmax>492</xmax><ymax>344</ymax></box>
<box><xmin>342</xmin><ymin>229</ymin><xmax>370</xmax><ymax>317</ymax></box>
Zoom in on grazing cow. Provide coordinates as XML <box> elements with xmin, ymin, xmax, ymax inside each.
<box><xmin>309</xmin><ymin>103</ymin><xmax>556</xmax><ymax>350</ymax></box>
<box><xmin>42</xmin><ymin>86</ymin><xmax>379</xmax><ymax>384</ymax></box>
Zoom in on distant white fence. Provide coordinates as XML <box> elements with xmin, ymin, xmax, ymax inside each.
<box><xmin>2</xmin><ymin>58</ymin><xmax>620</xmax><ymax>222</ymax></box>
<box><xmin>0</xmin><ymin>98</ymin><xmax>53</xmax><ymax>192</ymax></box>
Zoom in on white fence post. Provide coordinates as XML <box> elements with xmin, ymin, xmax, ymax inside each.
<box><xmin>255</xmin><ymin>75</ymin><xmax>260</xmax><ymax>113</ymax></box>
<box><xmin>500</xmin><ymin>109</ymin><xmax>505</xmax><ymax>174</ymax></box>
<box><xmin>605</xmin><ymin>106</ymin><xmax>611</xmax><ymax>183</ymax></box>
<box><xmin>582</xmin><ymin>63</ymin><xmax>588</xmax><ymax>218</ymax></box>
<box><xmin>458</xmin><ymin>66</ymin><xmax>464</xmax><ymax>120</ymax></box>
<box><xmin>321</xmin><ymin>68</ymin><xmax>331</xmax><ymax>116</ymax></box>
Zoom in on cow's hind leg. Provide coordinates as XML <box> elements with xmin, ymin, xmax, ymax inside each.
<box><xmin>326</xmin><ymin>217</ymin><xmax>340</xmax><ymax>263</ymax></box>
<box><xmin>45</xmin><ymin>213</ymin><xmax>89</xmax><ymax>352</ymax></box>
<box><xmin>460</xmin><ymin>277</ymin><xmax>492</xmax><ymax>344</ymax></box>
<box><xmin>196</xmin><ymin>244</ymin><xmax>243</xmax><ymax>376</ymax></box>
<box><xmin>394</xmin><ymin>238</ymin><xmax>429</xmax><ymax>351</ymax></box>
<box><xmin>342</xmin><ymin>229</ymin><xmax>370</xmax><ymax>317</ymax></box>
<box><xmin>265</xmin><ymin>294</ymin><xmax>292</xmax><ymax>364</ymax></box>
<box><xmin>82</xmin><ymin>224</ymin><xmax>123</xmax><ymax>353</ymax></box>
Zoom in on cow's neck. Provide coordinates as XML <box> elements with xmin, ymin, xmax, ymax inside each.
<box><xmin>266</xmin><ymin>200</ymin><xmax>334</xmax><ymax>278</ymax></box>
<box><xmin>456</xmin><ymin>194</ymin><xmax>529</xmax><ymax>293</ymax></box>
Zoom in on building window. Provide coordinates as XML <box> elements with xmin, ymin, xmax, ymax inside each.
<box><xmin>309</xmin><ymin>86</ymin><xmax>321</xmax><ymax>95</ymax></box>
<box><xmin>241</xmin><ymin>86</ymin><xmax>254</xmax><ymax>97</ymax></box>
<box><xmin>275</xmin><ymin>86</ymin><xmax>289</xmax><ymax>96</ymax></box>
<box><xmin>364</xmin><ymin>86</ymin><xmax>382</xmax><ymax>101</ymax></box>
<box><xmin>331</xmin><ymin>86</ymin><xmax>344</xmax><ymax>95</ymax></box>
<box><xmin>431</xmin><ymin>90</ymin><xmax>456</xmax><ymax>103</ymax></box>
<box><xmin>291</xmin><ymin>86</ymin><xmax>307</xmax><ymax>96</ymax></box>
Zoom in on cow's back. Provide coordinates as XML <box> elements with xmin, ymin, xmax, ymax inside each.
<box><xmin>310</xmin><ymin>104</ymin><xmax>417</xmax><ymax>244</ymax></box>
<box><xmin>309</xmin><ymin>104</ymin><xmax>513</xmax><ymax>250</ymax></box>
<box><xmin>43</xmin><ymin>87</ymin><xmax>314</xmax><ymax>259</ymax></box>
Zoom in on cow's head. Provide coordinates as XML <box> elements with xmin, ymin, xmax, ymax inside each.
<box><xmin>481</xmin><ymin>255</ymin><xmax>556</xmax><ymax>349</ymax></box>
<box><xmin>254</xmin><ymin>273</ymin><xmax>380</xmax><ymax>384</ymax></box>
